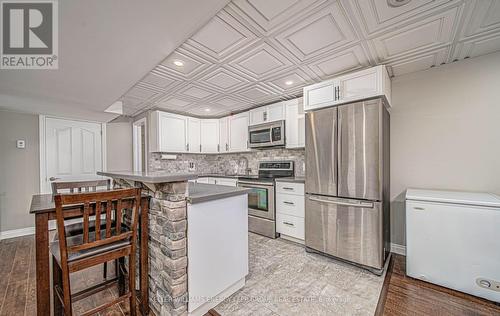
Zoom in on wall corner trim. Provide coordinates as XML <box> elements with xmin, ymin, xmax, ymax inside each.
<box><xmin>0</xmin><ymin>227</ymin><xmax>35</xmax><ymax>240</ymax></box>
<box><xmin>390</xmin><ymin>243</ymin><xmax>406</xmax><ymax>256</ymax></box>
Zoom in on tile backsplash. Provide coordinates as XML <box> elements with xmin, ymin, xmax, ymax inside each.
<box><xmin>150</xmin><ymin>148</ymin><xmax>305</xmax><ymax>177</ymax></box>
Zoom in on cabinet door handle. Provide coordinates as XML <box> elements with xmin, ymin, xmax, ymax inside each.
<box><xmin>263</xmin><ymin>111</ymin><xmax>267</xmax><ymax>121</ymax></box>
<box><xmin>283</xmin><ymin>187</ymin><xmax>294</xmax><ymax>191</ymax></box>
<box><xmin>283</xmin><ymin>221</ymin><xmax>294</xmax><ymax>227</ymax></box>
<box><xmin>186</xmin><ymin>143</ymin><xmax>189</xmax><ymax>151</ymax></box>
<box><xmin>283</xmin><ymin>201</ymin><xmax>295</xmax><ymax>205</ymax></box>
<box><xmin>226</xmin><ymin>143</ymin><xmax>229</xmax><ymax>151</ymax></box>
<box><xmin>200</xmin><ymin>144</ymin><xmax>202</xmax><ymax>152</ymax></box>
<box><xmin>217</xmin><ymin>144</ymin><xmax>220</xmax><ymax>152</ymax></box>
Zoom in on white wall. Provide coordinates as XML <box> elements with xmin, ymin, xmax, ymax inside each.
<box><xmin>0</xmin><ymin>111</ymin><xmax>39</xmax><ymax>232</ymax></box>
<box><xmin>106</xmin><ymin>122</ymin><xmax>133</xmax><ymax>171</ymax></box>
<box><xmin>390</xmin><ymin>51</ymin><xmax>500</xmax><ymax>246</ymax></box>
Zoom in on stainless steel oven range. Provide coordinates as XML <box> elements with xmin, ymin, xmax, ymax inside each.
<box><xmin>237</xmin><ymin>161</ymin><xmax>294</xmax><ymax>238</ymax></box>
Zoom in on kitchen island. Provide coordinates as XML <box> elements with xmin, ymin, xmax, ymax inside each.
<box><xmin>97</xmin><ymin>171</ymin><xmax>250</xmax><ymax>316</ymax></box>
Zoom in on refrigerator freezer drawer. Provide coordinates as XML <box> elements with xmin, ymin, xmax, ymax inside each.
<box><xmin>406</xmin><ymin>200</ymin><xmax>500</xmax><ymax>303</ymax></box>
<box><xmin>305</xmin><ymin>194</ymin><xmax>384</xmax><ymax>269</ymax></box>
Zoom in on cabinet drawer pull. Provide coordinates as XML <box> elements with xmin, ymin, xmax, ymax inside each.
<box><xmin>283</xmin><ymin>187</ymin><xmax>294</xmax><ymax>191</ymax></box>
<box><xmin>414</xmin><ymin>207</ymin><xmax>425</xmax><ymax>211</ymax></box>
<box><xmin>283</xmin><ymin>201</ymin><xmax>295</xmax><ymax>205</ymax></box>
<box><xmin>283</xmin><ymin>221</ymin><xmax>294</xmax><ymax>227</ymax></box>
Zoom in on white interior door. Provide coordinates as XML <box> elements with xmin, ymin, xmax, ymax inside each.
<box><xmin>41</xmin><ymin>117</ymin><xmax>103</xmax><ymax>193</ymax></box>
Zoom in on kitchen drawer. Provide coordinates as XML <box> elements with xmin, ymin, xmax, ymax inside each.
<box><xmin>276</xmin><ymin>182</ymin><xmax>304</xmax><ymax>196</ymax></box>
<box><xmin>276</xmin><ymin>193</ymin><xmax>304</xmax><ymax>218</ymax></box>
<box><xmin>276</xmin><ymin>213</ymin><xmax>304</xmax><ymax>240</ymax></box>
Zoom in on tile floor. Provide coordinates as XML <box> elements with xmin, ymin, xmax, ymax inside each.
<box><xmin>214</xmin><ymin>233</ymin><xmax>385</xmax><ymax>316</ymax></box>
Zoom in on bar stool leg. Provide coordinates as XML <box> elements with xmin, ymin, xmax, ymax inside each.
<box><xmin>52</xmin><ymin>255</ymin><xmax>63</xmax><ymax>316</ymax></box>
<box><xmin>129</xmin><ymin>250</ymin><xmax>137</xmax><ymax>316</ymax></box>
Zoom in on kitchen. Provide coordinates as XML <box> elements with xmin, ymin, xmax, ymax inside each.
<box><xmin>1</xmin><ymin>0</ymin><xmax>500</xmax><ymax>316</ymax></box>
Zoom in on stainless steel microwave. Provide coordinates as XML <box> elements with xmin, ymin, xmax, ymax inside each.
<box><xmin>248</xmin><ymin>120</ymin><xmax>285</xmax><ymax>148</ymax></box>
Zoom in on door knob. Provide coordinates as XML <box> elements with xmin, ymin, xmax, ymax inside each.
<box><xmin>49</xmin><ymin>177</ymin><xmax>60</xmax><ymax>181</ymax></box>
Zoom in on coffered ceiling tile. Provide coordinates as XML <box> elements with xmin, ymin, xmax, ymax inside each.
<box><xmin>228</xmin><ymin>43</ymin><xmax>294</xmax><ymax>79</ymax></box>
<box><xmin>276</xmin><ymin>1</ymin><xmax>358</xmax><ymax>62</ymax></box>
<box><xmin>267</xmin><ymin>69</ymin><xmax>312</xmax><ymax>93</ymax></box>
<box><xmin>140</xmin><ymin>72</ymin><xmax>176</xmax><ymax>89</ymax></box>
<box><xmin>187</xmin><ymin>9</ymin><xmax>258</xmax><ymax>61</ymax></box>
<box><xmin>386</xmin><ymin>47</ymin><xmax>449</xmax><ymax>76</ymax></box>
<box><xmin>344</xmin><ymin>0</ymin><xmax>454</xmax><ymax>37</ymax></box>
<box><xmin>452</xmin><ymin>32</ymin><xmax>500</xmax><ymax>60</ymax></box>
<box><xmin>155</xmin><ymin>96</ymin><xmax>194</xmax><ymax>110</ymax></box>
<box><xmin>234</xmin><ymin>83</ymin><xmax>280</xmax><ymax>103</ymax></box>
<box><xmin>211</xmin><ymin>95</ymin><xmax>247</xmax><ymax>108</ymax></box>
<box><xmin>187</xmin><ymin>104</ymin><xmax>228</xmax><ymax>117</ymax></box>
<box><xmin>229</xmin><ymin>0</ymin><xmax>327</xmax><ymax>35</ymax></box>
<box><xmin>159</xmin><ymin>48</ymin><xmax>211</xmax><ymax>79</ymax></box>
<box><xmin>369</xmin><ymin>5</ymin><xmax>461</xmax><ymax>61</ymax></box>
<box><xmin>198</xmin><ymin>67</ymin><xmax>249</xmax><ymax>92</ymax></box>
<box><xmin>459</xmin><ymin>0</ymin><xmax>500</xmax><ymax>39</ymax></box>
<box><xmin>306</xmin><ymin>44</ymin><xmax>371</xmax><ymax>79</ymax></box>
<box><xmin>177</xmin><ymin>85</ymin><xmax>215</xmax><ymax>99</ymax></box>
<box><xmin>125</xmin><ymin>86</ymin><xmax>158</xmax><ymax>100</ymax></box>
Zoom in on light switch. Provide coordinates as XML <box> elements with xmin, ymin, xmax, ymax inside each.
<box><xmin>16</xmin><ymin>140</ymin><xmax>25</xmax><ymax>149</ymax></box>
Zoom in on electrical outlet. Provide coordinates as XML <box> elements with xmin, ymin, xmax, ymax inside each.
<box><xmin>16</xmin><ymin>140</ymin><xmax>25</xmax><ymax>149</ymax></box>
<box><xmin>188</xmin><ymin>162</ymin><xmax>195</xmax><ymax>171</ymax></box>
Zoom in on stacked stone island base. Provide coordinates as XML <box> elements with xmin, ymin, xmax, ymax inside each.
<box><xmin>113</xmin><ymin>178</ymin><xmax>189</xmax><ymax>316</ymax></box>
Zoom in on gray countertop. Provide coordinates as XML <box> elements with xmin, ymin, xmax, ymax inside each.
<box><xmin>197</xmin><ymin>173</ymin><xmax>254</xmax><ymax>179</ymax></box>
<box><xmin>275</xmin><ymin>176</ymin><xmax>305</xmax><ymax>183</ymax></box>
<box><xmin>187</xmin><ymin>183</ymin><xmax>251</xmax><ymax>204</ymax></box>
<box><xmin>97</xmin><ymin>170</ymin><xmax>197</xmax><ymax>183</ymax></box>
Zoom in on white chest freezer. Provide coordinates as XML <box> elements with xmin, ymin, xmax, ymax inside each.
<box><xmin>406</xmin><ymin>188</ymin><xmax>500</xmax><ymax>303</ymax></box>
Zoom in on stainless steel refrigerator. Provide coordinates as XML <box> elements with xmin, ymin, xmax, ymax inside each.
<box><xmin>305</xmin><ymin>98</ymin><xmax>390</xmax><ymax>274</ymax></box>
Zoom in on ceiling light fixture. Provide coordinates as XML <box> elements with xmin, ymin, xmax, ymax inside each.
<box><xmin>173</xmin><ymin>60</ymin><xmax>184</xmax><ymax>67</ymax></box>
<box><xmin>285</xmin><ymin>80</ymin><xmax>294</xmax><ymax>86</ymax></box>
<box><xmin>204</xmin><ymin>108</ymin><xmax>211</xmax><ymax>112</ymax></box>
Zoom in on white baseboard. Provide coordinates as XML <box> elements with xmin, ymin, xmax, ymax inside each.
<box><xmin>0</xmin><ymin>227</ymin><xmax>35</xmax><ymax>240</ymax></box>
<box><xmin>390</xmin><ymin>243</ymin><xmax>406</xmax><ymax>256</ymax></box>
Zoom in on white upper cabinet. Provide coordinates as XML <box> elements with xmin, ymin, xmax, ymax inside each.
<box><xmin>149</xmin><ymin>111</ymin><xmax>188</xmax><ymax>153</ymax></box>
<box><xmin>219</xmin><ymin>117</ymin><xmax>229</xmax><ymax>153</ymax></box>
<box><xmin>200</xmin><ymin>119</ymin><xmax>219</xmax><ymax>153</ymax></box>
<box><xmin>267</xmin><ymin>102</ymin><xmax>285</xmax><ymax>122</ymax></box>
<box><xmin>249</xmin><ymin>102</ymin><xmax>285</xmax><ymax>126</ymax></box>
<box><xmin>249</xmin><ymin>107</ymin><xmax>267</xmax><ymax>126</ymax></box>
<box><xmin>187</xmin><ymin>117</ymin><xmax>201</xmax><ymax>153</ymax></box>
<box><xmin>228</xmin><ymin>112</ymin><xmax>249</xmax><ymax>152</ymax></box>
<box><xmin>285</xmin><ymin>98</ymin><xmax>305</xmax><ymax>149</ymax></box>
<box><xmin>303</xmin><ymin>65</ymin><xmax>391</xmax><ymax>111</ymax></box>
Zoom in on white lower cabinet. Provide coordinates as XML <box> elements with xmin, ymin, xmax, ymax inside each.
<box><xmin>276</xmin><ymin>181</ymin><xmax>305</xmax><ymax>242</ymax></box>
<box><xmin>276</xmin><ymin>213</ymin><xmax>304</xmax><ymax>241</ymax></box>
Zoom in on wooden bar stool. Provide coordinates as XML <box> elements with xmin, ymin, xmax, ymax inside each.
<box><xmin>51</xmin><ymin>179</ymin><xmax>114</xmax><ymax>279</ymax></box>
<box><xmin>51</xmin><ymin>188</ymin><xmax>141</xmax><ymax>316</ymax></box>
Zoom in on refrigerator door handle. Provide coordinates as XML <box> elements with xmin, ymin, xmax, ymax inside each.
<box><xmin>308</xmin><ymin>196</ymin><xmax>374</xmax><ymax>209</ymax></box>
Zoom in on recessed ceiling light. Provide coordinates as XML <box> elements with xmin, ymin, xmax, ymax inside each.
<box><xmin>204</xmin><ymin>108</ymin><xmax>211</xmax><ymax>112</ymax></box>
<box><xmin>173</xmin><ymin>60</ymin><xmax>184</xmax><ymax>67</ymax></box>
<box><xmin>285</xmin><ymin>80</ymin><xmax>294</xmax><ymax>86</ymax></box>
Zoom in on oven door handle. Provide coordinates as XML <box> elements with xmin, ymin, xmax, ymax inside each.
<box><xmin>238</xmin><ymin>181</ymin><xmax>274</xmax><ymax>188</ymax></box>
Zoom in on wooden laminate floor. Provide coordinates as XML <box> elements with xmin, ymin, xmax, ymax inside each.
<box><xmin>2</xmin><ymin>236</ymin><xmax>499</xmax><ymax>316</ymax></box>
<box><xmin>377</xmin><ymin>254</ymin><xmax>500</xmax><ymax>316</ymax></box>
